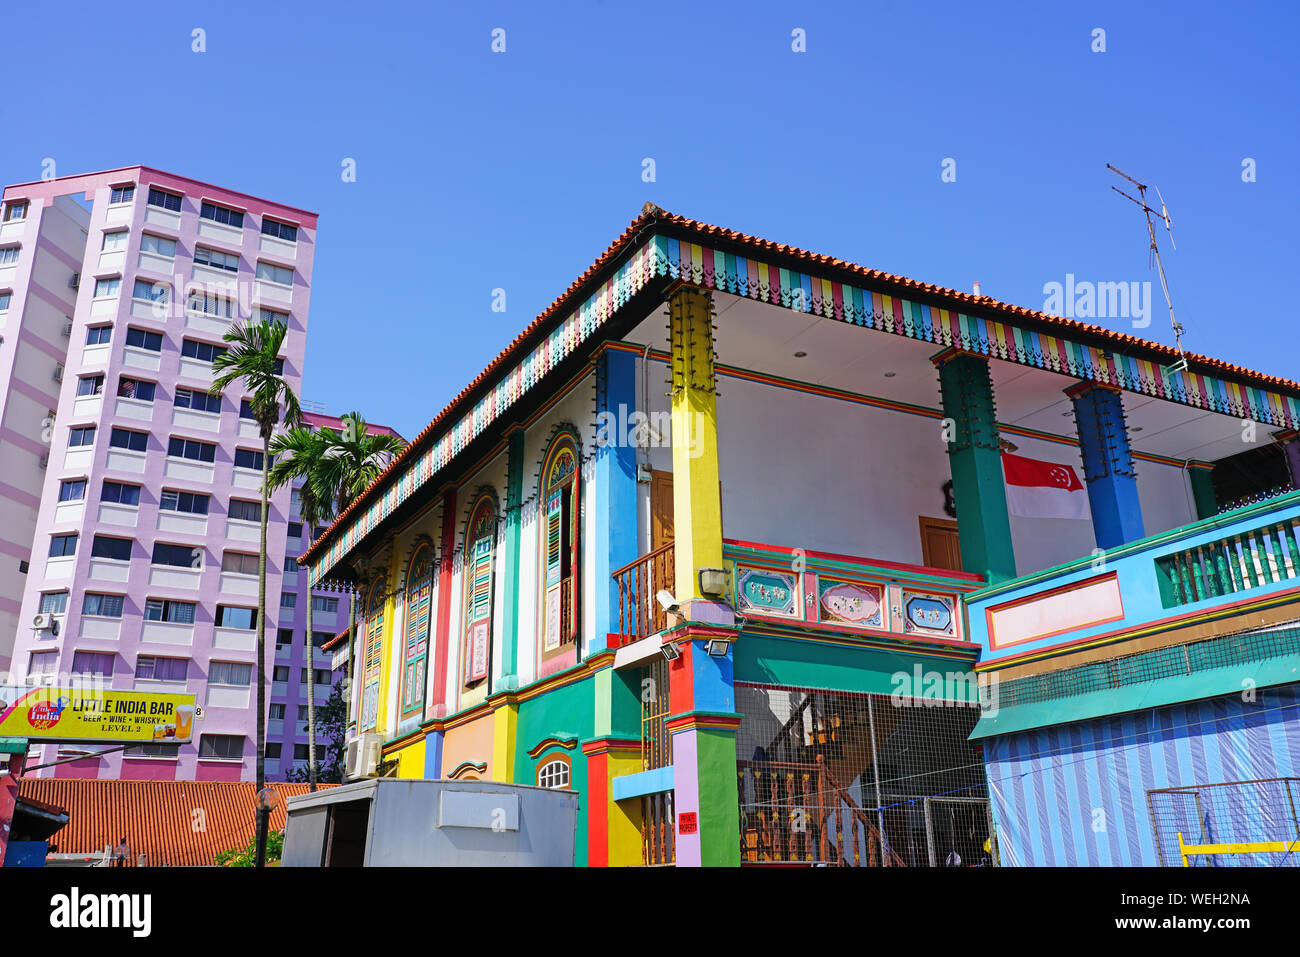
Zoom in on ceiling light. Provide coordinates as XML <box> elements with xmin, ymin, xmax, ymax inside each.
<box><xmin>883</xmin><ymin>371</ymin><xmax>896</xmax><ymax>378</ymax></box>
<box><xmin>793</xmin><ymin>351</ymin><xmax>807</xmax><ymax>358</ymax></box>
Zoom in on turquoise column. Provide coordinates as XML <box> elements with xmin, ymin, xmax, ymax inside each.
<box><xmin>1067</xmin><ymin>382</ymin><xmax>1145</xmax><ymax>549</ymax></box>
<box><xmin>933</xmin><ymin>348</ymin><xmax>1017</xmax><ymax>583</ymax></box>
<box><xmin>593</xmin><ymin>347</ymin><xmax>639</xmax><ymax>651</ymax></box>
<box><xmin>497</xmin><ymin>429</ymin><xmax>524</xmax><ymax>691</ymax></box>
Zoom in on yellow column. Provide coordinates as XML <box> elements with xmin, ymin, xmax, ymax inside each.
<box><xmin>375</xmin><ymin>552</ymin><xmax>399</xmax><ymax>739</ymax></box>
<box><xmin>669</xmin><ymin>286</ymin><xmax>724</xmax><ymax>604</ymax></box>
<box><xmin>491</xmin><ymin>702</ymin><xmax>518</xmax><ymax>782</ymax></box>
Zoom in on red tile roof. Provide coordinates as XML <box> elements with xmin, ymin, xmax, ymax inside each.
<box><xmin>321</xmin><ymin>625</ymin><xmax>351</xmax><ymax>652</ymax></box>
<box><xmin>301</xmin><ymin>204</ymin><xmax>1300</xmax><ymax>569</ymax></box>
<box><xmin>18</xmin><ymin>778</ymin><xmax>332</xmax><ymax>866</ymax></box>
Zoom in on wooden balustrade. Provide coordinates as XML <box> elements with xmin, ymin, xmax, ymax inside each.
<box><xmin>612</xmin><ymin>541</ymin><xmax>675</xmax><ymax>643</ymax></box>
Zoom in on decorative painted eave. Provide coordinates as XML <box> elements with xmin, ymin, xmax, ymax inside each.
<box><xmin>303</xmin><ymin>206</ymin><xmax>1300</xmax><ymax>587</ymax></box>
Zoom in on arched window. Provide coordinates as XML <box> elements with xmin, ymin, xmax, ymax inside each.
<box><xmin>400</xmin><ymin>543</ymin><xmax>434</xmax><ymax>719</ymax></box>
<box><xmin>359</xmin><ymin>577</ymin><xmax>385</xmax><ymax>731</ymax></box>
<box><xmin>537</xmin><ymin>756</ymin><xmax>571</xmax><ymax>790</ymax></box>
<box><xmin>539</xmin><ymin>433</ymin><xmax>580</xmax><ymax>659</ymax></box>
<box><xmin>462</xmin><ymin>494</ymin><xmax>497</xmax><ymax>686</ymax></box>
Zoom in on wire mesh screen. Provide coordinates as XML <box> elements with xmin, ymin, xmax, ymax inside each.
<box><xmin>1148</xmin><ymin>778</ymin><xmax>1300</xmax><ymax>866</ymax></box>
<box><xmin>735</xmin><ymin>683</ymin><xmax>991</xmax><ymax>866</ymax></box>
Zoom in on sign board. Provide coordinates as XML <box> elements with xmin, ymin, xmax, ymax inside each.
<box><xmin>678</xmin><ymin>811</ymin><xmax>698</xmax><ymax>835</ymax></box>
<box><xmin>0</xmin><ymin>683</ymin><xmax>197</xmax><ymax>744</ymax></box>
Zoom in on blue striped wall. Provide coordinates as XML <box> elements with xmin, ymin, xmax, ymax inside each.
<box><xmin>984</xmin><ymin>682</ymin><xmax>1300</xmax><ymax>866</ymax></box>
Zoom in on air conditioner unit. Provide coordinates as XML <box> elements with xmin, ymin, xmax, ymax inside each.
<box><xmin>38</xmin><ymin>454</ymin><xmax>48</xmax><ymax>470</ymax></box>
<box><xmin>53</xmin><ymin>363</ymin><xmax>63</xmax><ymax>383</ymax></box>
<box><xmin>62</xmin><ymin>319</ymin><xmax>72</xmax><ymax>337</ymax></box>
<box><xmin>32</xmin><ymin>613</ymin><xmax>60</xmax><ymax>635</ymax></box>
<box><xmin>344</xmin><ymin>732</ymin><xmax>381</xmax><ymax>780</ymax></box>
<box><xmin>69</xmin><ymin>272</ymin><xmax>79</xmax><ymax>290</ymax></box>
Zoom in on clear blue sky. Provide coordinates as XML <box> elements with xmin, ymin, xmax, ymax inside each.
<box><xmin>3</xmin><ymin>1</ymin><xmax>1295</xmax><ymax>439</ymax></box>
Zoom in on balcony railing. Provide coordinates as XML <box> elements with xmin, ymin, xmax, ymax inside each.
<box><xmin>612</xmin><ymin>541</ymin><xmax>674</xmax><ymax>644</ymax></box>
<box><xmin>968</xmin><ymin>490</ymin><xmax>1300</xmax><ymax>669</ymax></box>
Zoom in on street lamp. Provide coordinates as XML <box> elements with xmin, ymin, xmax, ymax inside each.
<box><xmin>254</xmin><ymin>786</ymin><xmax>278</xmax><ymax>868</ymax></box>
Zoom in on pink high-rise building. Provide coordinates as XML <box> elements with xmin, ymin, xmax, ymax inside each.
<box><xmin>0</xmin><ymin>167</ymin><xmax>365</xmax><ymax>782</ymax></box>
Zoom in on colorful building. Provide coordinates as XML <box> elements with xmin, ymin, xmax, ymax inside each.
<box><xmin>301</xmin><ymin>204</ymin><xmax>1300</xmax><ymax>866</ymax></box>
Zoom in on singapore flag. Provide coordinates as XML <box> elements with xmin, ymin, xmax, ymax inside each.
<box><xmin>1001</xmin><ymin>452</ymin><xmax>1089</xmax><ymax>520</ymax></box>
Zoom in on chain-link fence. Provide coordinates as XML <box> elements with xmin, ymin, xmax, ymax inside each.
<box><xmin>735</xmin><ymin>683</ymin><xmax>992</xmax><ymax>866</ymax></box>
<box><xmin>1148</xmin><ymin>778</ymin><xmax>1300</xmax><ymax>866</ymax></box>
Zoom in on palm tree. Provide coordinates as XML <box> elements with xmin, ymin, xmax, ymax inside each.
<box><xmin>319</xmin><ymin>412</ymin><xmax>406</xmax><ymax>698</ymax></box>
<box><xmin>210</xmin><ymin>318</ymin><xmax>300</xmax><ymax>862</ymax></box>
<box><xmin>267</xmin><ymin>426</ymin><xmax>332</xmax><ymax>792</ymax></box>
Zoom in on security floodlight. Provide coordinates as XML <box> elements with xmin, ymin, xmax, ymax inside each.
<box><xmin>698</xmin><ymin>568</ymin><xmax>726</xmax><ymax>598</ymax></box>
<box><xmin>706</xmin><ymin>638</ymin><xmax>730</xmax><ymax>658</ymax></box>
<box><xmin>660</xmin><ymin>642</ymin><xmax>681</xmax><ymax>662</ymax></box>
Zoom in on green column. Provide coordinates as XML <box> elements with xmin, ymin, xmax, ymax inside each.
<box><xmin>933</xmin><ymin>348</ymin><xmax>1016</xmax><ymax>583</ymax></box>
<box><xmin>498</xmin><ymin>428</ymin><xmax>525</xmax><ymax>692</ymax></box>
<box><xmin>1188</xmin><ymin>464</ymin><xmax>1218</xmax><ymax>520</ymax></box>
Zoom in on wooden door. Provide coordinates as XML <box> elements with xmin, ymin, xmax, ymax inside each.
<box><xmin>919</xmin><ymin>516</ymin><xmax>962</xmax><ymax>571</ymax></box>
<box><xmin>650</xmin><ymin>470</ymin><xmax>674</xmax><ymax>550</ymax></box>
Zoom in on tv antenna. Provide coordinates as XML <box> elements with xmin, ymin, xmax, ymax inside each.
<box><xmin>1107</xmin><ymin>164</ymin><xmax>1187</xmax><ymax>374</ymax></box>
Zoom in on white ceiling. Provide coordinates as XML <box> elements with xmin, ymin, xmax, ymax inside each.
<box><xmin>622</xmin><ymin>292</ymin><xmax>1270</xmax><ymax>465</ymax></box>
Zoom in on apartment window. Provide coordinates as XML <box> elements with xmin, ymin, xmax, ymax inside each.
<box><xmin>71</xmin><ymin>651</ymin><xmax>114</xmax><ymax>677</ymax></box>
<box><xmin>215</xmin><ymin>605</ymin><xmax>257</xmax><ymax>630</ymax></box>
<box><xmin>125</xmin><ymin>327</ymin><xmax>163</xmax><ymax>351</ymax></box>
<box><xmin>76</xmin><ymin>374</ymin><xmax>104</xmax><ymax>397</ymax></box>
<box><xmin>234</xmin><ymin>448</ymin><xmax>266</xmax><ymax>471</ymax></box>
<box><xmin>160</xmin><ymin>489</ymin><xmax>210</xmax><ymax>515</ymax></box>
<box><xmin>239</xmin><ymin>398</ymin><xmax>257</xmax><ymax>420</ymax></box>
<box><xmin>28</xmin><ymin>650</ymin><xmax>58</xmax><ymax>678</ymax></box>
<box><xmin>261</xmin><ymin>218</ymin><xmax>298</xmax><ymax>242</ymax></box>
<box><xmin>228</xmin><ymin>499</ymin><xmax>261</xmax><ymax>522</ymax></box>
<box><xmin>100</xmin><ymin>230</ymin><xmax>128</xmax><ymax>252</ymax></box>
<box><xmin>200</xmin><ymin>202</ymin><xmax>244</xmax><ymax>228</ymax></box>
<box><xmin>185</xmin><ymin>289</ymin><xmax>236</xmax><ymax>319</ymax></box>
<box><xmin>132</xmin><ymin>278</ymin><xmax>170</xmax><ymax>304</ymax></box>
<box><xmin>311</xmin><ymin>596</ymin><xmax>338</xmax><ymax>614</ymax></box>
<box><xmin>85</xmin><ymin>325</ymin><xmax>111</xmax><ymax>345</ymax></box>
<box><xmin>300</xmin><ymin>668</ymin><xmax>330</xmax><ymax>685</ymax></box>
<box><xmin>117</xmin><ymin>377</ymin><xmax>156</xmax><ymax>401</ymax></box>
<box><xmin>181</xmin><ymin>338</ymin><xmax>227</xmax><ymax>363</ymax></box>
<box><xmin>3</xmin><ymin>201</ymin><xmax>28</xmax><ymax>222</ymax></box>
<box><xmin>0</xmin><ymin>247</ymin><xmax>20</xmax><ymax>266</ymax></box>
<box><xmin>58</xmin><ymin>479</ymin><xmax>87</xmax><ymax>502</ymax></box>
<box><xmin>194</xmin><ymin>246</ymin><xmax>239</xmax><ymax>273</ymax></box>
<box><xmin>93</xmin><ymin>277</ymin><xmax>121</xmax><ymax>298</ymax></box>
<box><xmin>209</xmin><ymin>661</ymin><xmax>253</xmax><ymax>685</ymax></box>
<box><xmin>136</xmin><ymin>656</ymin><xmax>188</xmax><ymax>681</ymax></box>
<box><xmin>39</xmin><ymin>591</ymin><xmax>69</xmax><ymax>614</ymax></box>
<box><xmin>287</xmin><ymin>522</ymin><xmax>303</xmax><ymax>538</ymax></box>
<box><xmin>273</xmin><ymin>666</ymin><xmax>290</xmax><ymax>681</ymax></box>
<box><xmin>255</xmin><ymin>261</ymin><xmax>293</xmax><ymax>287</ymax></box>
<box><xmin>173</xmin><ymin>388</ymin><xmax>221</xmax><ymax>413</ymax></box>
<box><xmin>167</xmin><ymin>436</ymin><xmax>216</xmax><ymax>462</ymax></box>
<box><xmin>269</xmin><ymin>703</ymin><xmax>286</xmax><ymax>719</ymax></box>
<box><xmin>280</xmin><ymin>593</ymin><xmax>297</xmax><ymax>609</ymax></box>
<box><xmin>140</xmin><ymin>233</ymin><xmax>177</xmax><ymax>258</ymax></box>
<box><xmin>198</xmin><ymin>734</ymin><xmax>245</xmax><ymax>761</ymax></box>
<box><xmin>144</xmin><ymin>599</ymin><xmax>195</xmax><ymax>623</ymax></box>
<box><xmin>109</xmin><ymin>427</ymin><xmax>148</xmax><ymax>452</ymax></box>
<box><xmin>101</xmin><ymin>480</ymin><xmax>141</xmax><ymax>505</ymax></box>
<box><xmin>125</xmin><ymin>742</ymin><xmax>179</xmax><ymax>758</ymax></box>
<box><xmin>311</xmin><ymin>631</ymin><xmax>331</xmax><ymax>649</ymax></box>
<box><xmin>266</xmin><ymin>743</ymin><xmax>282</xmax><ymax>759</ymax></box>
<box><xmin>68</xmin><ymin>426</ymin><xmax>96</xmax><ymax>448</ymax></box>
<box><xmin>259</xmin><ymin>307</ymin><xmax>288</xmax><ymax>328</ymax></box>
<box><xmin>146</xmin><ymin>187</ymin><xmax>182</xmax><ymax>212</ymax></box>
<box><xmin>0</xmin><ymin>292</ymin><xmax>11</xmax><ymax>311</ymax></box>
<box><xmin>91</xmin><ymin>536</ymin><xmax>132</xmax><ymax>561</ymax></box>
<box><xmin>221</xmin><ymin>552</ymin><xmax>258</xmax><ymax>576</ymax></box>
<box><xmin>277</xmin><ymin>629</ymin><xmax>294</xmax><ymax>648</ymax></box>
<box><xmin>49</xmin><ymin>534</ymin><xmax>77</xmax><ymax>557</ymax></box>
<box><xmin>293</xmin><ymin>744</ymin><xmax>309</xmax><ymax>760</ymax></box>
<box><xmin>108</xmin><ymin>185</ymin><xmax>135</xmax><ymax>205</ymax></box>
<box><xmin>82</xmin><ymin>593</ymin><xmax>124</xmax><ymax>618</ymax></box>
<box><xmin>152</xmin><ymin>543</ymin><xmax>199</xmax><ymax>568</ymax></box>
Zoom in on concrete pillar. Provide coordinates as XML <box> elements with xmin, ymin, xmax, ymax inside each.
<box><xmin>1187</xmin><ymin>463</ymin><xmax>1218</xmax><ymax>520</ymax></box>
<box><xmin>593</xmin><ymin>348</ymin><xmax>640</xmax><ymax>651</ymax></box>
<box><xmin>932</xmin><ymin>348</ymin><xmax>1017</xmax><ymax>583</ymax></box>
<box><xmin>1067</xmin><ymin>382</ymin><xmax>1145</xmax><ymax>548</ymax></box>
<box><xmin>497</xmin><ymin>430</ymin><xmax>524</xmax><ymax>691</ymax></box>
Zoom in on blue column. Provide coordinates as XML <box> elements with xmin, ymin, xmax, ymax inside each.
<box><xmin>592</xmin><ymin>347</ymin><xmax>639</xmax><ymax>651</ymax></box>
<box><xmin>1067</xmin><ymin>382</ymin><xmax>1145</xmax><ymax>548</ymax></box>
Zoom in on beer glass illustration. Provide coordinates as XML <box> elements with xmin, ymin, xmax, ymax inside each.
<box><xmin>175</xmin><ymin>705</ymin><xmax>195</xmax><ymax>740</ymax></box>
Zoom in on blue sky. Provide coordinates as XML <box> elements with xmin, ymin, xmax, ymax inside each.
<box><xmin>3</xmin><ymin>1</ymin><xmax>1295</xmax><ymax>439</ymax></box>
